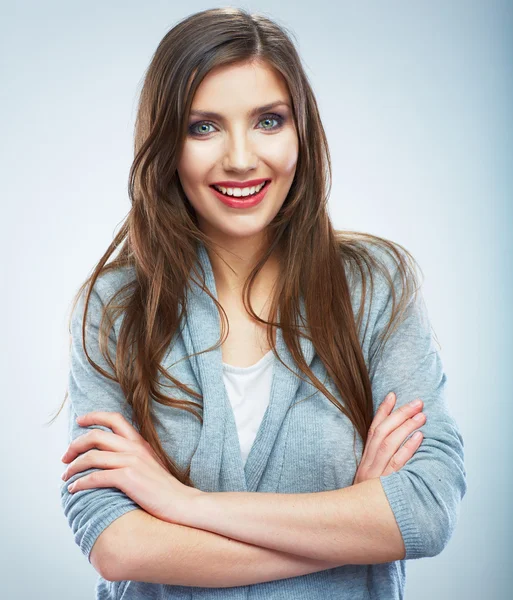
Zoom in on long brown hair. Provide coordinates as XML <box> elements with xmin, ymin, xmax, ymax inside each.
<box><xmin>48</xmin><ymin>7</ymin><xmax>422</xmax><ymax>489</ymax></box>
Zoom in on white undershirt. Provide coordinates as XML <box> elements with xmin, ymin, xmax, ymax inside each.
<box><xmin>222</xmin><ymin>349</ymin><xmax>274</xmax><ymax>467</ymax></box>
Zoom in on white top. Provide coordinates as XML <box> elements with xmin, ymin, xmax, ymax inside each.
<box><xmin>222</xmin><ymin>349</ymin><xmax>274</xmax><ymax>467</ymax></box>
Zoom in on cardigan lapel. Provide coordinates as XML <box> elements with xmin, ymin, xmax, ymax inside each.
<box><xmin>183</xmin><ymin>241</ymin><xmax>315</xmax><ymax>493</ymax></box>
<box><xmin>243</xmin><ymin>303</ymin><xmax>315</xmax><ymax>492</ymax></box>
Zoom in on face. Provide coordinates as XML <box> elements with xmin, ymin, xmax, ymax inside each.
<box><xmin>176</xmin><ymin>60</ymin><xmax>299</xmax><ymax>247</ymax></box>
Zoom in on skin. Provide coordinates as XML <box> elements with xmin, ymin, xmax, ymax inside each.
<box><xmin>176</xmin><ymin>59</ymin><xmax>298</xmax><ymax>297</ymax></box>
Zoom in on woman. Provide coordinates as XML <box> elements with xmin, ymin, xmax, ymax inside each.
<box><xmin>56</xmin><ymin>7</ymin><xmax>467</xmax><ymax>599</ymax></box>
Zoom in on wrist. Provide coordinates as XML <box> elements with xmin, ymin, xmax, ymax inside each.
<box><xmin>172</xmin><ymin>484</ymin><xmax>208</xmax><ymax>527</ymax></box>
<box><xmin>178</xmin><ymin>487</ymin><xmax>216</xmax><ymax>531</ymax></box>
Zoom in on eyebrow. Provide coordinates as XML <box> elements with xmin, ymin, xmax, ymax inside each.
<box><xmin>189</xmin><ymin>100</ymin><xmax>290</xmax><ymax>120</ymax></box>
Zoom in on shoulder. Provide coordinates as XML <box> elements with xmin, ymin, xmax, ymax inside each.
<box><xmin>337</xmin><ymin>235</ymin><xmax>422</xmax><ymax>347</ymax></box>
<box><xmin>341</xmin><ymin>236</ymin><xmax>416</xmax><ymax>301</ymax></box>
<box><xmin>78</xmin><ymin>264</ymin><xmax>137</xmax><ymax>307</ymax></box>
<box><xmin>93</xmin><ymin>264</ymin><xmax>137</xmax><ymax>305</ymax></box>
<box><xmin>72</xmin><ymin>264</ymin><xmax>137</xmax><ymax>327</ymax></box>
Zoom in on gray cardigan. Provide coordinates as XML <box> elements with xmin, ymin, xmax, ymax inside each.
<box><xmin>60</xmin><ymin>240</ymin><xmax>467</xmax><ymax>599</ymax></box>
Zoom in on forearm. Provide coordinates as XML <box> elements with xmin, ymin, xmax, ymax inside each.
<box><xmin>102</xmin><ymin>509</ymin><xmax>341</xmax><ymax>587</ymax></box>
<box><xmin>182</xmin><ymin>478</ymin><xmax>405</xmax><ymax>564</ymax></box>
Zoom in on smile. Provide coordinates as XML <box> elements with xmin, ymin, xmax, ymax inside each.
<box><xmin>209</xmin><ymin>180</ymin><xmax>271</xmax><ymax>209</ymax></box>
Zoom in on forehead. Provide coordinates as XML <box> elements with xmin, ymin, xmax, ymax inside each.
<box><xmin>190</xmin><ymin>61</ymin><xmax>290</xmax><ymax>113</ymax></box>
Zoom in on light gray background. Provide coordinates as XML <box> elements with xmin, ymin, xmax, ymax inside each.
<box><xmin>1</xmin><ymin>1</ymin><xmax>510</xmax><ymax>598</ymax></box>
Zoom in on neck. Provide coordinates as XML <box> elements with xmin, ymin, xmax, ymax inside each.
<box><xmin>205</xmin><ymin>238</ymin><xmax>281</xmax><ymax>302</ymax></box>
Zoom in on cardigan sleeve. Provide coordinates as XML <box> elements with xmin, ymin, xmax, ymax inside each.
<box><xmin>367</xmin><ymin>254</ymin><xmax>467</xmax><ymax>560</ymax></box>
<box><xmin>60</xmin><ymin>283</ymin><xmax>140</xmax><ymax>564</ymax></box>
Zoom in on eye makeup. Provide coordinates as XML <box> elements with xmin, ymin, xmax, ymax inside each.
<box><xmin>187</xmin><ymin>113</ymin><xmax>286</xmax><ymax>137</ymax></box>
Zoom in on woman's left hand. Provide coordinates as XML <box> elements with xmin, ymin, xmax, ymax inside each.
<box><xmin>61</xmin><ymin>411</ymin><xmax>203</xmax><ymax>524</ymax></box>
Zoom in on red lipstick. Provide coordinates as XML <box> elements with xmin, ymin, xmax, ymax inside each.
<box><xmin>210</xmin><ymin>178</ymin><xmax>270</xmax><ymax>187</ymax></box>
<box><xmin>210</xmin><ymin>180</ymin><xmax>271</xmax><ymax>209</ymax></box>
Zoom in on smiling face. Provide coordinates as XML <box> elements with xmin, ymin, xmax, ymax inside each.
<box><xmin>177</xmin><ymin>60</ymin><xmax>299</xmax><ymax>247</ymax></box>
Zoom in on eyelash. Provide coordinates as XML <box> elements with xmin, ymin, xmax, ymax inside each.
<box><xmin>187</xmin><ymin>113</ymin><xmax>286</xmax><ymax>137</ymax></box>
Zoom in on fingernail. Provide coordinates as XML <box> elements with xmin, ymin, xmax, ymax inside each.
<box><xmin>410</xmin><ymin>399</ymin><xmax>422</xmax><ymax>408</ymax></box>
<box><xmin>386</xmin><ymin>392</ymin><xmax>395</xmax><ymax>402</ymax></box>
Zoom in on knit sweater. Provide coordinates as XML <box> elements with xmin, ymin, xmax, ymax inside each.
<box><xmin>60</xmin><ymin>240</ymin><xmax>467</xmax><ymax>599</ymax></box>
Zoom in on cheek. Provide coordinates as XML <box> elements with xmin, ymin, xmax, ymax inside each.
<box><xmin>177</xmin><ymin>143</ymin><xmax>214</xmax><ymax>186</ymax></box>
<box><xmin>260</xmin><ymin>134</ymin><xmax>298</xmax><ymax>177</ymax></box>
<box><xmin>281</xmin><ymin>148</ymin><xmax>299</xmax><ymax>176</ymax></box>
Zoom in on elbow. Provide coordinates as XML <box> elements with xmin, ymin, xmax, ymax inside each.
<box><xmin>89</xmin><ymin>512</ymin><xmax>140</xmax><ymax>582</ymax></box>
<box><xmin>92</xmin><ymin>509</ymin><xmax>149</xmax><ymax>582</ymax></box>
<box><xmin>60</xmin><ymin>479</ymin><xmax>141</xmax><ymax>580</ymax></box>
<box><xmin>410</xmin><ymin>466</ymin><xmax>467</xmax><ymax>559</ymax></box>
<box><xmin>380</xmin><ymin>457</ymin><xmax>467</xmax><ymax>560</ymax></box>
<box><xmin>418</xmin><ymin>512</ymin><xmax>453</xmax><ymax>558</ymax></box>
<box><xmin>419</xmin><ymin>484</ymin><xmax>466</xmax><ymax>558</ymax></box>
<box><xmin>419</xmin><ymin>462</ymin><xmax>468</xmax><ymax>558</ymax></box>
<box><xmin>90</xmin><ymin>535</ymin><xmax>120</xmax><ymax>582</ymax></box>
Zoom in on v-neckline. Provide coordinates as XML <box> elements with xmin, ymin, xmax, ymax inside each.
<box><xmin>181</xmin><ymin>241</ymin><xmax>316</xmax><ymax>493</ymax></box>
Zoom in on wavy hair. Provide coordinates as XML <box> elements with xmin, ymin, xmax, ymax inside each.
<box><xmin>48</xmin><ymin>7</ymin><xmax>422</xmax><ymax>489</ymax></box>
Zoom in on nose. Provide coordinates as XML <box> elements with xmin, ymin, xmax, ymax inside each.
<box><xmin>222</xmin><ymin>130</ymin><xmax>257</xmax><ymax>172</ymax></box>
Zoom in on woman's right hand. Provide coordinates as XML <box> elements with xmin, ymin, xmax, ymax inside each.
<box><xmin>352</xmin><ymin>392</ymin><xmax>426</xmax><ymax>485</ymax></box>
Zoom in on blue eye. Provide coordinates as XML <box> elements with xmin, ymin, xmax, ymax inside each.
<box><xmin>189</xmin><ymin>122</ymin><xmax>215</xmax><ymax>136</ymax></box>
<box><xmin>187</xmin><ymin>113</ymin><xmax>285</xmax><ymax>137</ymax></box>
<box><xmin>259</xmin><ymin>115</ymin><xmax>284</xmax><ymax>130</ymax></box>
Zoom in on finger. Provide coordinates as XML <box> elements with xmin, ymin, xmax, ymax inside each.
<box><xmin>62</xmin><ymin>428</ymin><xmax>132</xmax><ymax>464</ymax></box>
<box><xmin>360</xmin><ymin>393</ymin><xmax>397</xmax><ymax>467</ymax></box>
<box><xmin>382</xmin><ymin>431</ymin><xmax>424</xmax><ymax>477</ymax></box>
<box><xmin>369</xmin><ymin>412</ymin><xmax>426</xmax><ymax>474</ymax></box>
<box><xmin>77</xmin><ymin>411</ymin><xmax>143</xmax><ymax>443</ymax></box>
<box><xmin>62</xmin><ymin>448</ymin><xmax>132</xmax><ymax>482</ymax></box>
<box><xmin>63</xmin><ymin>411</ymin><xmax>143</xmax><ymax>463</ymax></box>
<box><xmin>66</xmin><ymin>465</ymin><xmax>126</xmax><ymax>494</ymax></box>
<box><xmin>369</xmin><ymin>393</ymin><xmax>396</xmax><ymax>438</ymax></box>
<box><xmin>364</xmin><ymin>398</ymin><xmax>424</xmax><ymax>465</ymax></box>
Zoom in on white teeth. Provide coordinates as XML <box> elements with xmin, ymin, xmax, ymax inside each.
<box><xmin>213</xmin><ymin>181</ymin><xmax>266</xmax><ymax>197</ymax></box>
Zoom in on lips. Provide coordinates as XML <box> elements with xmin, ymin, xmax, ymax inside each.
<box><xmin>210</xmin><ymin>179</ymin><xmax>271</xmax><ymax>208</ymax></box>
<box><xmin>210</xmin><ymin>178</ymin><xmax>271</xmax><ymax>188</ymax></box>
<box><xmin>212</xmin><ymin>179</ymin><xmax>269</xmax><ymax>198</ymax></box>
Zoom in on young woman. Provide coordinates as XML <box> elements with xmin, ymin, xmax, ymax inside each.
<box><xmin>56</xmin><ymin>7</ymin><xmax>466</xmax><ymax>599</ymax></box>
